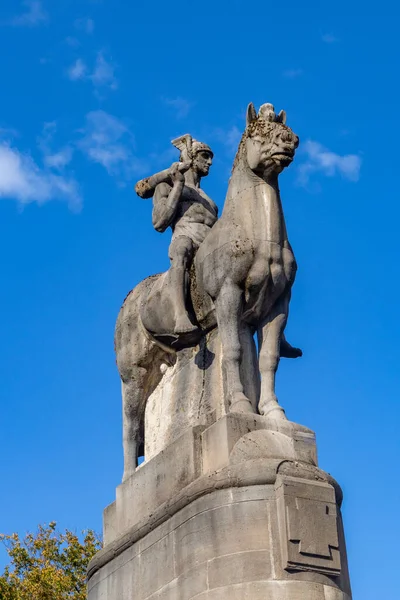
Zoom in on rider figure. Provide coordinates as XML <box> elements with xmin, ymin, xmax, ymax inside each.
<box><xmin>152</xmin><ymin>136</ymin><xmax>217</xmax><ymax>334</ymax></box>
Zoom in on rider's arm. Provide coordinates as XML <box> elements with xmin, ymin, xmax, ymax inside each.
<box><xmin>152</xmin><ymin>180</ymin><xmax>184</xmax><ymax>233</ymax></box>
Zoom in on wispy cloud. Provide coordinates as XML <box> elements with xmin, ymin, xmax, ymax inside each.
<box><xmin>74</xmin><ymin>17</ymin><xmax>94</xmax><ymax>34</ymax></box>
<box><xmin>90</xmin><ymin>52</ymin><xmax>117</xmax><ymax>89</ymax></box>
<box><xmin>322</xmin><ymin>33</ymin><xmax>339</xmax><ymax>43</ymax></box>
<box><xmin>67</xmin><ymin>58</ymin><xmax>87</xmax><ymax>81</ymax></box>
<box><xmin>297</xmin><ymin>140</ymin><xmax>361</xmax><ymax>186</ymax></box>
<box><xmin>65</xmin><ymin>36</ymin><xmax>80</xmax><ymax>48</ymax></box>
<box><xmin>67</xmin><ymin>52</ymin><xmax>117</xmax><ymax>92</ymax></box>
<box><xmin>282</xmin><ymin>68</ymin><xmax>303</xmax><ymax>79</ymax></box>
<box><xmin>214</xmin><ymin>125</ymin><xmax>242</xmax><ymax>154</ymax></box>
<box><xmin>77</xmin><ymin>111</ymin><xmax>144</xmax><ymax>181</ymax></box>
<box><xmin>0</xmin><ymin>142</ymin><xmax>80</xmax><ymax>208</ymax></box>
<box><xmin>163</xmin><ymin>97</ymin><xmax>193</xmax><ymax>119</ymax></box>
<box><xmin>43</xmin><ymin>147</ymin><xmax>74</xmax><ymax>170</ymax></box>
<box><xmin>38</xmin><ymin>122</ymin><xmax>74</xmax><ymax>171</ymax></box>
<box><xmin>11</xmin><ymin>0</ymin><xmax>48</xmax><ymax>27</ymax></box>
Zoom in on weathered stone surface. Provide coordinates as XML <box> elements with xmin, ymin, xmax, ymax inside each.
<box><xmin>144</xmin><ymin>331</ymin><xmax>222</xmax><ymax>460</ymax></box>
<box><xmin>88</xmin><ymin>101</ymin><xmax>353</xmax><ymax>599</ymax></box>
<box><xmin>88</xmin><ymin>417</ymin><xmax>351</xmax><ymax>599</ymax></box>
<box><xmin>190</xmin><ymin>581</ymin><xmax>351</xmax><ymax>599</ymax></box>
<box><xmin>174</xmin><ymin>498</ymin><xmax>270</xmax><ymax>576</ymax></box>
<box><xmin>115</xmin><ymin>103</ymin><xmax>304</xmax><ymax>480</ymax></box>
<box><xmin>207</xmin><ymin>550</ymin><xmax>271</xmax><ymax>589</ymax></box>
<box><xmin>201</xmin><ymin>413</ymin><xmax>317</xmax><ymax>474</ymax></box>
<box><xmin>103</xmin><ymin>414</ymin><xmax>318</xmax><ymax>546</ymax></box>
<box><xmin>276</xmin><ymin>476</ymin><xmax>341</xmax><ymax>576</ymax></box>
<box><xmin>88</xmin><ymin>484</ymin><xmax>351</xmax><ymax>600</ymax></box>
<box><xmin>111</xmin><ymin>426</ymin><xmax>204</xmax><ymax>544</ymax></box>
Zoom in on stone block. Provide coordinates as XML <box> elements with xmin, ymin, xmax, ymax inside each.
<box><xmin>144</xmin><ymin>332</ymin><xmax>224</xmax><ymax>460</ymax></box>
<box><xmin>115</xmin><ymin>425</ymin><xmax>204</xmax><ymax>536</ymax></box>
<box><xmin>174</xmin><ymin>497</ymin><xmax>270</xmax><ymax>577</ymax></box>
<box><xmin>87</xmin><ymin>539</ymin><xmax>141</xmax><ymax>600</ymax></box>
<box><xmin>201</xmin><ymin>413</ymin><xmax>317</xmax><ymax>474</ymax></box>
<box><xmin>275</xmin><ymin>475</ymin><xmax>341</xmax><ymax>576</ymax></box>
<box><xmin>208</xmin><ymin>550</ymin><xmax>271</xmax><ymax>589</ymax></box>
<box><xmin>191</xmin><ymin>580</ymin><xmax>349</xmax><ymax>599</ymax></box>
<box><xmin>146</xmin><ymin>564</ymin><xmax>208</xmax><ymax>600</ymax></box>
<box><xmin>103</xmin><ymin>501</ymin><xmax>117</xmax><ymax>546</ymax></box>
<box><xmin>138</xmin><ymin>533</ymin><xmax>175</xmax><ymax>598</ymax></box>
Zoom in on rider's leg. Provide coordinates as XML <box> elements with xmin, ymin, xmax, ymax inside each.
<box><xmin>168</xmin><ymin>235</ymin><xmax>195</xmax><ymax>333</ymax></box>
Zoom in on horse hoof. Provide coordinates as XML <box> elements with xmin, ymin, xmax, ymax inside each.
<box><xmin>230</xmin><ymin>394</ymin><xmax>255</xmax><ymax>414</ymax></box>
<box><xmin>260</xmin><ymin>403</ymin><xmax>287</xmax><ymax>420</ymax></box>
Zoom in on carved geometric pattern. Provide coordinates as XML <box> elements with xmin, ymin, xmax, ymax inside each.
<box><xmin>276</xmin><ymin>475</ymin><xmax>342</xmax><ymax>576</ymax></box>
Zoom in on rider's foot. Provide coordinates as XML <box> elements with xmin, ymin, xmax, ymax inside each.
<box><xmin>280</xmin><ymin>339</ymin><xmax>302</xmax><ymax>359</ymax></box>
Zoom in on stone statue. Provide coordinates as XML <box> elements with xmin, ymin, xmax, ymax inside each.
<box><xmin>116</xmin><ymin>103</ymin><xmax>302</xmax><ymax>481</ymax></box>
<box><xmin>136</xmin><ymin>135</ymin><xmax>217</xmax><ymax>334</ymax></box>
<box><xmin>89</xmin><ymin>102</ymin><xmax>353</xmax><ymax>600</ymax></box>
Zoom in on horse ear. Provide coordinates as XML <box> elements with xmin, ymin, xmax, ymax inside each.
<box><xmin>246</xmin><ymin>103</ymin><xmax>257</xmax><ymax>127</ymax></box>
<box><xmin>277</xmin><ymin>110</ymin><xmax>287</xmax><ymax>124</ymax></box>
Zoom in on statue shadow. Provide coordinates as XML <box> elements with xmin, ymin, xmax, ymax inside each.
<box><xmin>194</xmin><ymin>336</ymin><xmax>215</xmax><ymax>371</ymax></box>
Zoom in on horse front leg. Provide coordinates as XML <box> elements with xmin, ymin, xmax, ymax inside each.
<box><xmin>257</xmin><ymin>295</ymin><xmax>289</xmax><ymax>419</ymax></box>
<box><xmin>214</xmin><ymin>280</ymin><xmax>254</xmax><ymax>414</ymax></box>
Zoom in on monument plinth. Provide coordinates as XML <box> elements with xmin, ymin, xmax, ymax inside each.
<box><xmin>88</xmin><ymin>414</ymin><xmax>351</xmax><ymax>599</ymax></box>
<box><xmin>87</xmin><ymin>103</ymin><xmax>352</xmax><ymax>599</ymax></box>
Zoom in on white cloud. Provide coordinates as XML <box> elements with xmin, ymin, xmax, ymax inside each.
<box><xmin>77</xmin><ymin>111</ymin><xmax>144</xmax><ymax>180</ymax></box>
<box><xmin>67</xmin><ymin>52</ymin><xmax>117</xmax><ymax>92</ymax></box>
<box><xmin>0</xmin><ymin>143</ymin><xmax>80</xmax><ymax>208</ymax></box>
<box><xmin>90</xmin><ymin>52</ymin><xmax>117</xmax><ymax>89</ymax></box>
<box><xmin>74</xmin><ymin>17</ymin><xmax>94</xmax><ymax>34</ymax></box>
<box><xmin>282</xmin><ymin>68</ymin><xmax>303</xmax><ymax>79</ymax></box>
<box><xmin>68</xmin><ymin>59</ymin><xmax>87</xmax><ymax>81</ymax></box>
<box><xmin>322</xmin><ymin>33</ymin><xmax>339</xmax><ymax>43</ymax></box>
<box><xmin>11</xmin><ymin>0</ymin><xmax>48</xmax><ymax>27</ymax></box>
<box><xmin>297</xmin><ymin>140</ymin><xmax>361</xmax><ymax>186</ymax></box>
<box><xmin>67</xmin><ymin>58</ymin><xmax>87</xmax><ymax>81</ymax></box>
<box><xmin>163</xmin><ymin>97</ymin><xmax>192</xmax><ymax>119</ymax></box>
<box><xmin>38</xmin><ymin>122</ymin><xmax>74</xmax><ymax>171</ymax></box>
<box><xmin>44</xmin><ymin>147</ymin><xmax>74</xmax><ymax>170</ymax></box>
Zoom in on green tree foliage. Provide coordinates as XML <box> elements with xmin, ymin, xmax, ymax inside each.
<box><xmin>0</xmin><ymin>522</ymin><xmax>101</xmax><ymax>600</ymax></box>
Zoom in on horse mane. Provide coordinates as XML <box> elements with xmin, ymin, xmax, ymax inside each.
<box><xmin>231</xmin><ymin>130</ymin><xmax>248</xmax><ymax>174</ymax></box>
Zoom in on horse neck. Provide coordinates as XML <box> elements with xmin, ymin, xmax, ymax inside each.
<box><xmin>223</xmin><ymin>159</ymin><xmax>288</xmax><ymax>244</ymax></box>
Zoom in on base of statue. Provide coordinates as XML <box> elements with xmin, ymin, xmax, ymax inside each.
<box><xmin>87</xmin><ymin>413</ymin><xmax>352</xmax><ymax>600</ymax></box>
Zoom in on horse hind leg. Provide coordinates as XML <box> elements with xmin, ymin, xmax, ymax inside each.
<box><xmin>121</xmin><ymin>337</ymin><xmax>173</xmax><ymax>482</ymax></box>
<box><xmin>121</xmin><ymin>368</ymin><xmax>147</xmax><ymax>482</ymax></box>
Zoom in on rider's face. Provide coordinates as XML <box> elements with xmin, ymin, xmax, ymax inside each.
<box><xmin>193</xmin><ymin>151</ymin><xmax>213</xmax><ymax>177</ymax></box>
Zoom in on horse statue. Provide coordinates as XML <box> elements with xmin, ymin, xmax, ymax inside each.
<box><xmin>115</xmin><ymin>102</ymin><xmax>301</xmax><ymax>481</ymax></box>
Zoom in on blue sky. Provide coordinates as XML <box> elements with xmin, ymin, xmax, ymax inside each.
<box><xmin>0</xmin><ymin>0</ymin><xmax>399</xmax><ymax>597</ymax></box>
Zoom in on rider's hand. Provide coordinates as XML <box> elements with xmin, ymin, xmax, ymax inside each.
<box><xmin>169</xmin><ymin>161</ymin><xmax>191</xmax><ymax>185</ymax></box>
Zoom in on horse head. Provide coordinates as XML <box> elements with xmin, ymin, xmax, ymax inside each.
<box><xmin>234</xmin><ymin>102</ymin><xmax>299</xmax><ymax>181</ymax></box>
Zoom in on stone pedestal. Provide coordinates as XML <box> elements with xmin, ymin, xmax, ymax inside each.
<box><xmin>87</xmin><ymin>414</ymin><xmax>352</xmax><ymax>599</ymax></box>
